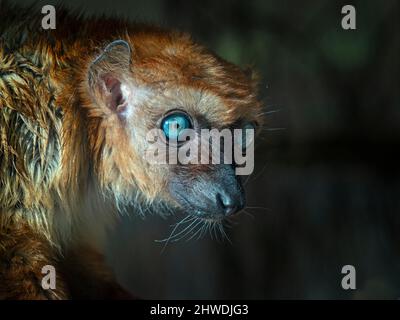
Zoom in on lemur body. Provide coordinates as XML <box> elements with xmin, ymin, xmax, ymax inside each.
<box><xmin>0</xmin><ymin>3</ymin><xmax>262</xmax><ymax>299</ymax></box>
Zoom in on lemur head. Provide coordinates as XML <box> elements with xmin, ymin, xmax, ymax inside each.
<box><xmin>82</xmin><ymin>31</ymin><xmax>263</xmax><ymax>220</ymax></box>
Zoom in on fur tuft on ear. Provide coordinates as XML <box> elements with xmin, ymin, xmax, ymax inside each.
<box><xmin>91</xmin><ymin>40</ymin><xmax>131</xmax><ymax>68</ymax></box>
<box><xmin>88</xmin><ymin>40</ymin><xmax>132</xmax><ymax>114</ymax></box>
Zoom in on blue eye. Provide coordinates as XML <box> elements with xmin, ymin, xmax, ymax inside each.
<box><xmin>161</xmin><ymin>112</ymin><xmax>192</xmax><ymax>141</ymax></box>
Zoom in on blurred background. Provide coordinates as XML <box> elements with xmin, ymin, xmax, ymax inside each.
<box><xmin>15</xmin><ymin>0</ymin><xmax>400</xmax><ymax>299</ymax></box>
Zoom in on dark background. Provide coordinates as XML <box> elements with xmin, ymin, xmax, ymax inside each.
<box><xmin>15</xmin><ymin>0</ymin><xmax>400</xmax><ymax>299</ymax></box>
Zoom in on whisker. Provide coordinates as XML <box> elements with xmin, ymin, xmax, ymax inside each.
<box><xmin>156</xmin><ymin>215</ymin><xmax>195</xmax><ymax>253</ymax></box>
<box><xmin>245</xmin><ymin>206</ymin><xmax>271</xmax><ymax>212</ymax></box>
<box><xmin>206</xmin><ymin>221</ymin><xmax>214</xmax><ymax>240</ymax></box>
<box><xmin>155</xmin><ymin>215</ymin><xmax>194</xmax><ymax>244</ymax></box>
<box><xmin>244</xmin><ymin>161</ymin><xmax>269</xmax><ymax>186</ymax></box>
<box><xmin>222</xmin><ymin>218</ymin><xmax>235</xmax><ymax>229</ymax></box>
<box><xmin>242</xmin><ymin>209</ymin><xmax>255</xmax><ymax>219</ymax></box>
<box><xmin>261</xmin><ymin>127</ymin><xmax>286</xmax><ymax>131</ymax></box>
<box><xmin>196</xmin><ymin>222</ymin><xmax>209</xmax><ymax>241</ymax></box>
<box><xmin>212</xmin><ymin>221</ymin><xmax>220</xmax><ymax>242</ymax></box>
<box><xmin>226</xmin><ymin>217</ymin><xmax>239</xmax><ymax>226</ymax></box>
<box><xmin>218</xmin><ymin>223</ymin><xmax>232</xmax><ymax>244</ymax></box>
<box><xmin>196</xmin><ymin>223</ymin><xmax>207</xmax><ymax>241</ymax></box>
<box><xmin>242</xmin><ymin>174</ymin><xmax>252</xmax><ymax>186</ymax></box>
<box><xmin>259</xmin><ymin>108</ymin><xmax>282</xmax><ymax>115</ymax></box>
<box><xmin>171</xmin><ymin>219</ymin><xmax>203</xmax><ymax>243</ymax></box>
<box><xmin>186</xmin><ymin>220</ymin><xmax>205</xmax><ymax>242</ymax></box>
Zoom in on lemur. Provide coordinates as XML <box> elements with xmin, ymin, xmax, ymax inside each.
<box><xmin>0</xmin><ymin>2</ymin><xmax>263</xmax><ymax>299</ymax></box>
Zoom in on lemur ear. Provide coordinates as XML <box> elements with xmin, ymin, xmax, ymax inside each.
<box><xmin>88</xmin><ymin>40</ymin><xmax>132</xmax><ymax>114</ymax></box>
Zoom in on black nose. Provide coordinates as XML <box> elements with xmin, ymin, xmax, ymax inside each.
<box><xmin>216</xmin><ymin>192</ymin><xmax>244</xmax><ymax>216</ymax></box>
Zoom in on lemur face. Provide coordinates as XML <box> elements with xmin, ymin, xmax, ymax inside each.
<box><xmin>84</xmin><ymin>36</ymin><xmax>263</xmax><ymax>220</ymax></box>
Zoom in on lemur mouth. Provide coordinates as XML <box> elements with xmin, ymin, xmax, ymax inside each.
<box><xmin>173</xmin><ymin>194</ymin><xmax>245</xmax><ymax>221</ymax></box>
<box><xmin>169</xmin><ymin>165</ymin><xmax>246</xmax><ymax>220</ymax></box>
